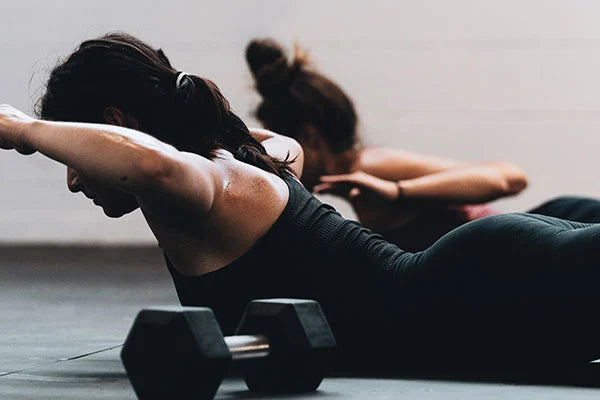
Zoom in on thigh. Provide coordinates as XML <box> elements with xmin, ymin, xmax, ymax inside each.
<box><xmin>528</xmin><ymin>196</ymin><xmax>600</xmax><ymax>223</ymax></box>
<box><xmin>378</xmin><ymin>213</ymin><xmax>600</xmax><ymax>369</ymax></box>
<box><xmin>404</xmin><ymin>213</ymin><xmax>600</xmax><ymax>300</ymax></box>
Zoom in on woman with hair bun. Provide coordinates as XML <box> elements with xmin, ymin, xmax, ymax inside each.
<box><xmin>3</xmin><ymin>33</ymin><xmax>600</xmax><ymax>372</ymax></box>
<box><xmin>246</xmin><ymin>38</ymin><xmax>600</xmax><ymax>251</ymax></box>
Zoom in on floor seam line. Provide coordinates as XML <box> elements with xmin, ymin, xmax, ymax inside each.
<box><xmin>64</xmin><ymin>344</ymin><xmax>123</xmax><ymax>361</ymax></box>
<box><xmin>0</xmin><ymin>343</ymin><xmax>124</xmax><ymax>378</ymax></box>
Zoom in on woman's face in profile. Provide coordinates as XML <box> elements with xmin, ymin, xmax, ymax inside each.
<box><xmin>66</xmin><ymin>167</ymin><xmax>139</xmax><ymax>218</ymax></box>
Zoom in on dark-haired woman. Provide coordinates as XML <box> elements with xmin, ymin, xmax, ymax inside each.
<box><xmin>246</xmin><ymin>39</ymin><xmax>600</xmax><ymax>252</ymax></box>
<box><xmin>3</xmin><ymin>33</ymin><xmax>600</xmax><ymax>373</ymax></box>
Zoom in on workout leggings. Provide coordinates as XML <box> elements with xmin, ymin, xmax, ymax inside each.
<box><xmin>356</xmin><ymin>196</ymin><xmax>600</xmax><ymax>371</ymax></box>
<box><xmin>528</xmin><ymin>195</ymin><xmax>600</xmax><ymax>223</ymax></box>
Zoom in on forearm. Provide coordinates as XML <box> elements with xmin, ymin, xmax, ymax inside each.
<box><xmin>399</xmin><ymin>163</ymin><xmax>527</xmax><ymax>203</ymax></box>
<box><xmin>21</xmin><ymin>119</ymin><xmax>174</xmax><ymax>190</ymax></box>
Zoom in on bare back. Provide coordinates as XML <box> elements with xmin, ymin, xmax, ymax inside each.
<box><xmin>141</xmin><ymin>150</ymin><xmax>290</xmax><ymax>277</ymax></box>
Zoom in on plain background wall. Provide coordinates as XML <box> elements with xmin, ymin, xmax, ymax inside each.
<box><xmin>2</xmin><ymin>0</ymin><xmax>600</xmax><ymax>243</ymax></box>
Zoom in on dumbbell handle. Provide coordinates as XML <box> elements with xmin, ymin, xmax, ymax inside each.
<box><xmin>224</xmin><ymin>334</ymin><xmax>270</xmax><ymax>360</ymax></box>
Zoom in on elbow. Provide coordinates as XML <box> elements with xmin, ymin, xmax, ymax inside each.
<box><xmin>287</xmin><ymin>137</ymin><xmax>303</xmax><ymax>160</ymax></box>
<box><xmin>508</xmin><ymin>174</ymin><xmax>528</xmax><ymax>194</ymax></box>
<box><xmin>494</xmin><ymin>178</ymin><xmax>524</xmax><ymax>199</ymax></box>
<box><xmin>503</xmin><ymin>164</ymin><xmax>528</xmax><ymax>195</ymax></box>
<box><xmin>488</xmin><ymin>161</ymin><xmax>528</xmax><ymax>196</ymax></box>
<box><xmin>286</xmin><ymin>137</ymin><xmax>304</xmax><ymax>178</ymax></box>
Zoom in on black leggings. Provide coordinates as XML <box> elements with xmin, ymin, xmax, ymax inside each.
<box><xmin>528</xmin><ymin>195</ymin><xmax>600</xmax><ymax>223</ymax></box>
<box><xmin>348</xmin><ymin>197</ymin><xmax>600</xmax><ymax>373</ymax></box>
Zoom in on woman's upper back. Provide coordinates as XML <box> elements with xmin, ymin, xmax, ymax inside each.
<box><xmin>165</xmin><ymin>171</ymin><xmax>407</xmax><ymax>333</ymax></box>
<box><xmin>143</xmin><ymin>151</ymin><xmax>290</xmax><ymax>277</ymax></box>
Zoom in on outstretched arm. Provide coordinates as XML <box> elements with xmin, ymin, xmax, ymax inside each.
<box><xmin>0</xmin><ymin>104</ymin><xmax>217</xmax><ymax>213</ymax></box>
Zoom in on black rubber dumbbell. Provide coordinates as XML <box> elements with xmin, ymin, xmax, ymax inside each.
<box><xmin>120</xmin><ymin>299</ymin><xmax>337</xmax><ymax>400</ymax></box>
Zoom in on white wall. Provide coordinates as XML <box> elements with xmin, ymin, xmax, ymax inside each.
<box><xmin>2</xmin><ymin>0</ymin><xmax>600</xmax><ymax>243</ymax></box>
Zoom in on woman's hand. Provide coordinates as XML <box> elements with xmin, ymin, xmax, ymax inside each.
<box><xmin>313</xmin><ymin>171</ymin><xmax>424</xmax><ymax>232</ymax></box>
<box><xmin>0</xmin><ymin>104</ymin><xmax>36</xmax><ymax>154</ymax></box>
<box><xmin>314</xmin><ymin>171</ymin><xmax>400</xmax><ymax>201</ymax></box>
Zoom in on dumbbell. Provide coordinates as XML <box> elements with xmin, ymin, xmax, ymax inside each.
<box><xmin>120</xmin><ymin>298</ymin><xmax>337</xmax><ymax>400</ymax></box>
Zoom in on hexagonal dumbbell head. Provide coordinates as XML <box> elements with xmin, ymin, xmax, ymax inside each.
<box><xmin>121</xmin><ymin>307</ymin><xmax>231</xmax><ymax>400</ymax></box>
<box><xmin>235</xmin><ymin>299</ymin><xmax>337</xmax><ymax>393</ymax></box>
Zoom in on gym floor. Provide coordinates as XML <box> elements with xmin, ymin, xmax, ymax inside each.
<box><xmin>1</xmin><ymin>246</ymin><xmax>600</xmax><ymax>400</ymax></box>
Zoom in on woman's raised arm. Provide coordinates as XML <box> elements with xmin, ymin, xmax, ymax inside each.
<box><xmin>316</xmin><ymin>147</ymin><xmax>528</xmax><ymax>204</ymax></box>
<box><xmin>0</xmin><ymin>104</ymin><xmax>217</xmax><ymax>213</ymax></box>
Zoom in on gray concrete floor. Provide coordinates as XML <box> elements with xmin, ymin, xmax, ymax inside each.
<box><xmin>1</xmin><ymin>246</ymin><xmax>600</xmax><ymax>399</ymax></box>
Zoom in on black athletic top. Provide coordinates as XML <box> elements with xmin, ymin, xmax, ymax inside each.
<box><xmin>166</xmin><ymin>174</ymin><xmax>415</xmax><ymax>336</ymax></box>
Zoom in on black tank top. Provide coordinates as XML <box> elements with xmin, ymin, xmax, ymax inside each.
<box><xmin>165</xmin><ymin>174</ymin><xmax>411</xmax><ymax>336</ymax></box>
<box><xmin>163</xmin><ymin>180</ymin><xmax>600</xmax><ymax>369</ymax></box>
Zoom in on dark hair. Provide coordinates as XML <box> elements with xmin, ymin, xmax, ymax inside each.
<box><xmin>246</xmin><ymin>39</ymin><xmax>358</xmax><ymax>153</ymax></box>
<box><xmin>37</xmin><ymin>33</ymin><xmax>292</xmax><ymax>176</ymax></box>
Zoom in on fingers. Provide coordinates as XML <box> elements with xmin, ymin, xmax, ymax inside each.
<box><xmin>0</xmin><ymin>137</ymin><xmax>14</xmax><ymax>150</ymax></box>
<box><xmin>313</xmin><ymin>181</ymin><xmax>356</xmax><ymax>199</ymax></box>
<box><xmin>315</xmin><ymin>173</ymin><xmax>370</xmax><ymax>199</ymax></box>
<box><xmin>313</xmin><ymin>182</ymin><xmax>335</xmax><ymax>194</ymax></box>
<box><xmin>0</xmin><ymin>138</ymin><xmax>35</xmax><ymax>154</ymax></box>
<box><xmin>15</xmin><ymin>145</ymin><xmax>36</xmax><ymax>155</ymax></box>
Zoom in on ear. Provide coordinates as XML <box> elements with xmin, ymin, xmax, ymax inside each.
<box><xmin>103</xmin><ymin>107</ymin><xmax>140</xmax><ymax>130</ymax></box>
<box><xmin>103</xmin><ymin>107</ymin><xmax>126</xmax><ymax>126</ymax></box>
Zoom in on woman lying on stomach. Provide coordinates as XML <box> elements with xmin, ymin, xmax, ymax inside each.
<box><xmin>2</xmin><ymin>33</ymin><xmax>600</xmax><ymax>371</ymax></box>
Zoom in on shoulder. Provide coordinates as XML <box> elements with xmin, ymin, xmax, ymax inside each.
<box><xmin>352</xmin><ymin>147</ymin><xmax>418</xmax><ymax>177</ymax></box>
<box><xmin>140</xmin><ymin>152</ymin><xmax>289</xmax><ymax>233</ymax></box>
<box><xmin>211</xmin><ymin>155</ymin><xmax>289</xmax><ymax>212</ymax></box>
<box><xmin>353</xmin><ymin>147</ymin><xmax>410</xmax><ymax>170</ymax></box>
<box><xmin>356</xmin><ymin>147</ymin><xmax>460</xmax><ymax>168</ymax></box>
<box><xmin>205</xmin><ymin>162</ymin><xmax>290</xmax><ymax>248</ymax></box>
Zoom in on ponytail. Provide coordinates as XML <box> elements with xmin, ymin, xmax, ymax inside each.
<box><xmin>168</xmin><ymin>73</ymin><xmax>293</xmax><ymax>176</ymax></box>
<box><xmin>246</xmin><ymin>38</ymin><xmax>358</xmax><ymax>153</ymax></box>
<box><xmin>38</xmin><ymin>33</ymin><xmax>293</xmax><ymax>178</ymax></box>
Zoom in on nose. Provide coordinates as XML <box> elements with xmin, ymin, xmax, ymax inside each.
<box><xmin>66</xmin><ymin>167</ymin><xmax>82</xmax><ymax>193</ymax></box>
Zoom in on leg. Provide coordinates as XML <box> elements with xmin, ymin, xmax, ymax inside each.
<box><xmin>528</xmin><ymin>196</ymin><xmax>600</xmax><ymax>223</ymax></box>
<box><xmin>409</xmin><ymin>213</ymin><xmax>600</xmax><ymax>299</ymax></box>
<box><xmin>383</xmin><ymin>213</ymin><xmax>600</xmax><ymax>369</ymax></box>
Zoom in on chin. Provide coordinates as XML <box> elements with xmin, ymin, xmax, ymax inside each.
<box><xmin>93</xmin><ymin>197</ymin><xmax>139</xmax><ymax>218</ymax></box>
<box><xmin>102</xmin><ymin>209</ymin><xmax>125</xmax><ymax>218</ymax></box>
<box><xmin>100</xmin><ymin>205</ymin><xmax>134</xmax><ymax>218</ymax></box>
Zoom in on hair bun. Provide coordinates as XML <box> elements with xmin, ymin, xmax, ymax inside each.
<box><xmin>246</xmin><ymin>38</ymin><xmax>293</xmax><ymax>97</ymax></box>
